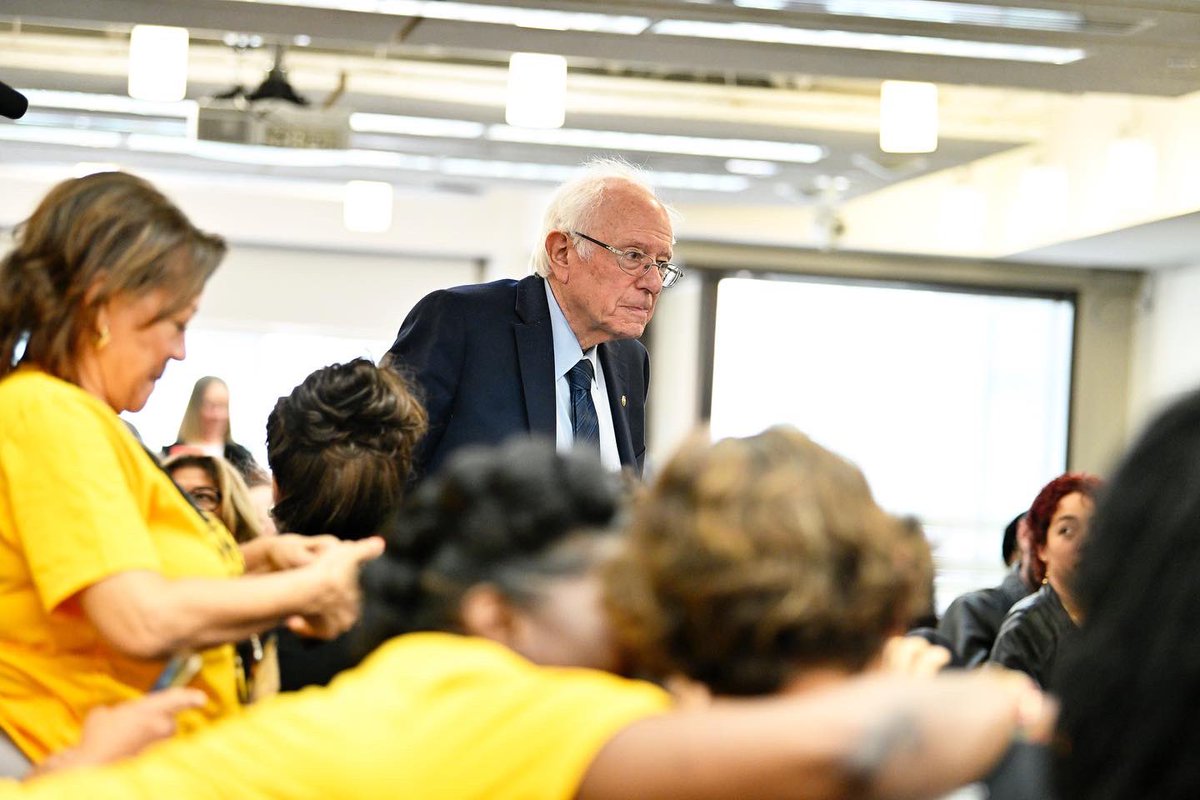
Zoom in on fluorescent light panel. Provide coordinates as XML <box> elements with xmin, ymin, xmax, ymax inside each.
<box><xmin>350</xmin><ymin>113</ymin><xmax>484</xmax><ymax>139</ymax></box>
<box><xmin>488</xmin><ymin>125</ymin><xmax>824</xmax><ymax>164</ymax></box>
<box><xmin>731</xmin><ymin>0</ymin><xmax>1087</xmax><ymax>33</ymax></box>
<box><xmin>652</xmin><ymin>19</ymin><xmax>1086</xmax><ymax>64</ymax></box>
<box><xmin>823</xmin><ymin>0</ymin><xmax>1085</xmax><ymax>31</ymax></box>
<box><xmin>22</xmin><ymin>90</ymin><xmax>197</xmax><ymax>119</ymax></box>
<box><xmin>225</xmin><ymin>0</ymin><xmax>650</xmax><ymax>34</ymax></box>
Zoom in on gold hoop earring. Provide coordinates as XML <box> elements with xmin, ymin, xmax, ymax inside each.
<box><xmin>96</xmin><ymin>324</ymin><xmax>111</xmax><ymax>350</ymax></box>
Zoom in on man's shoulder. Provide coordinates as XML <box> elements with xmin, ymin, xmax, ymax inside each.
<box><xmin>412</xmin><ymin>275</ymin><xmax>541</xmax><ymax>317</ymax></box>
<box><xmin>438</xmin><ymin>275</ymin><xmax>538</xmax><ymax>300</ymax></box>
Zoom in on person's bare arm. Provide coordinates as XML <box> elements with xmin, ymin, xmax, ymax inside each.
<box><xmin>77</xmin><ymin>537</ymin><xmax>384</xmax><ymax>660</ymax></box>
<box><xmin>578</xmin><ymin>669</ymin><xmax>1049</xmax><ymax>800</ymax></box>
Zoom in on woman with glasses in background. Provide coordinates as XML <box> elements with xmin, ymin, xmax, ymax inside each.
<box><xmin>163</xmin><ymin>453</ymin><xmax>281</xmax><ymax>703</ymax></box>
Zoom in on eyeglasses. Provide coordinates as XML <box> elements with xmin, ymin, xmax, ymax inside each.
<box><xmin>571</xmin><ymin>231</ymin><xmax>682</xmax><ymax>289</ymax></box>
<box><xmin>186</xmin><ymin>487</ymin><xmax>222</xmax><ymax>512</ymax></box>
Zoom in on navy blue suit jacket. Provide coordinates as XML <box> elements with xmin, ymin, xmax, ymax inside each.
<box><xmin>385</xmin><ymin>275</ymin><xmax>650</xmax><ymax>480</ymax></box>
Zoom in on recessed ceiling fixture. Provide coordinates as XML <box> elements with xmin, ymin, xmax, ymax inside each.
<box><xmin>506</xmin><ymin>53</ymin><xmax>567</xmax><ymax>129</ymax></box>
<box><xmin>652</xmin><ymin>19</ymin><xmax>1086</xmax><ymax>64</ymax></box>
<box><xmin>879</xmin><ymin>80</ymin><xmax>938</xmax><ymax>154</ymax></box>
<box><xmin>128</xmin><ymin>25</ymin><xmax>190</xmax><ymax>102</ymax></box>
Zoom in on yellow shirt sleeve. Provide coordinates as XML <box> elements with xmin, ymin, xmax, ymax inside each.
<box><xmin>1</xmin><ymin>387</ymin><xmax>160</xmax><ymax>612</ymax></box>
<box><xmin>6</xmin><ymin>634</ymin><xmax>672</xmax><ymax>800</ymax></box>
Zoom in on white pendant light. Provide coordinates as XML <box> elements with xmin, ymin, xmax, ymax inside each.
<box><xmin>879</xmin><ymin>80</ymin><xmax>938</xmax><ymax>154</ymax></box>
<box><xmin>506</xmin><ymin>53</ymin><xmax>567</xmax><ymax>129</ymax></box>
<box><xmin>343</xmin><ymin>180</ymin><xmax>394</xmax><ymax>233</ymax></box>
<box><xmin>128</xmin><ymin>25</ymin><xmax>190</xmax><ymax>102</ymax></box>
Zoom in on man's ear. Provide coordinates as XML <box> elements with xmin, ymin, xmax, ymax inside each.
<box><xmin>459</xmin><ymin>584</ymin><xmax>517</xmax><ymax>646</ymax></box>
<box><xmin>545</xmin><ymin>230</ymin><xmax>572</xmax><ymax>285</ymax></box>
<box><xmin>272</xmin><ymin>476</ymin><xmax>281</xmax><ymax>504</ymax></box>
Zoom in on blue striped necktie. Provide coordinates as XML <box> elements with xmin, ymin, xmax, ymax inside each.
<box><xmin>567</xmin><ymin>358</ymin><xmax>600</xmax><ymax>452</ymax></box>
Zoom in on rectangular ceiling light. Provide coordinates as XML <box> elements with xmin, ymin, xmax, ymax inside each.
<box><xmin>823</xmin><ymin>0</ymin><xmax>1085</xmax><ymax>32</ymax></box>
<box><xmin>732</xmin><ymin>0</ymin><xmax>1087</xmax><ymax>33</ymax></box>
<box><xmin>506</xmin><ymin>53</ymin><xmax>567</xmax><ymax>129</ymax></box>
<box><xmin>128</xmin><ymin>25</ymin><xmax>190</xmax><ymax>102</ymax></box>
<box><xmin>879</xmin><ymin>80</ymin><xmax>938</xmax><ymax>154</ymax></box>
<box><xmin>22</xmin><ymin>90</ymin><xmax>197</xmax><ymax>119</ymax></box>
<box><xmin>227</xmin><ymin>0</ymin><xmax>651</xmax><ymax>34</ymax></box>
<box><xmin>488</xmin><ymin>125</ymin><xmax>825</xmax><ymax>164</ymax></box>
<box><xmin>652</xmin><ymin>19</ymin><xmax>1086</xmax><ymax>64</ymax></box>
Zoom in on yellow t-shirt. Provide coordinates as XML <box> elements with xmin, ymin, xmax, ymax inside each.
<box><xmin>0</xmin><ymin>369</ymin><xmax>244</xmax><ymax>762</ymax></box>
<box><xmin>5</xmin><ymin>633</ymin><xmax>672</xmax><ymax>799</ymax></box>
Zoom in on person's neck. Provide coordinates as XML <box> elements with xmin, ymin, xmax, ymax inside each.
<box><xmin>71</xmin><ymin>354</ymin><xmax>114</xmax><ymax>411</ymax></box>
<box><xmin>547</xmin><ymin>278</ymin><xmax>601</xmax><ymax>352</ymax></box>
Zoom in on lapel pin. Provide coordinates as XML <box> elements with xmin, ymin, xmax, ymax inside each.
<box><xmin>621</xmin><ymin>395</ymin><xmax>627</xmax><ymax>407</ymax></box>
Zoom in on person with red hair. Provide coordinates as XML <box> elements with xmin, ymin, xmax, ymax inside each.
<box><xmin>988</xmin><ymin>472</ymin><xmax>1103</xmax><ymax>687</ymax></box>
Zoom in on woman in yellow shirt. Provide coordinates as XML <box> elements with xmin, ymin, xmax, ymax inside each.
<box><xmin>0</xmin><ymin>172</ymin><xmax>382</xmax><ymax>770</ymax></box>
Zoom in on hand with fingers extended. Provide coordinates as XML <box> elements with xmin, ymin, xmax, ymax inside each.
<box><xmin>286</xmin><ymin>536</ymin><xmax>386</xmax><ymax>640</ymax></box>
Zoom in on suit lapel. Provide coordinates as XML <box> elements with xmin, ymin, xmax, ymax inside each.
<box><xmin>598</xmin><ymin>343</ymin><xmax>636</xmax><ymax>468</ymax></box>
<box><xmin>514</xmin><ymin>276</ymin><xmax>556</xmax><ymax>439</ymax></box>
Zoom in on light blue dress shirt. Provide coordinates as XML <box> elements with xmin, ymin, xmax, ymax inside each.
<box><xmin>544</xmin><ymin>280</ymin><xmax>620</xmax><ymax>470</ymax></box>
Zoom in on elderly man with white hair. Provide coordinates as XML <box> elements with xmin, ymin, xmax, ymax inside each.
<box><xmin>383</xmin><ymin>159</ymin><xmax>680</xmax><ymax>481</ymax></box>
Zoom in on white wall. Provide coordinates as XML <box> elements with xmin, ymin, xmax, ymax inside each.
<box><xmin>1128</xmin><ymin>261</ymin><xmax>1200</xmax><ymax>440</ymax></box>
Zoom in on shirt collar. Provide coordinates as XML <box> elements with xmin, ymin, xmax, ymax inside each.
<box><xmin>544</xmin><ymin>279</ymin><xmax>597</xmax><ymax>381</ymax></box>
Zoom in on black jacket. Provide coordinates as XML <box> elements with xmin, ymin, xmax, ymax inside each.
<box><xmin>989</xmin><ymin>583</ymin><xmax>1076</xmax><ymax>689</ymax></box>
<box><xmin>937</xmin><ymin>567</ymin><xmax>1032</xmax><ymax>667</ymax></box>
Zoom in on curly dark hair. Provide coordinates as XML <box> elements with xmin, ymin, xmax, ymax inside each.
<box><xmin>1053</xmin><ymin>389</ymin><xmax>1200</xmax><ymax>800</ymax></box>
<box><xmin>0</xmin><ymin>171</ymin><xmax>224</xmax><ymax>381</ymax></box>
<box><xmin>1026</xmin><ymin>472</ymin><xmax>1103</xmax><ymax>584</ymax></box>
<box><xmin>355</xmin><ymin>438</ymin><xmax>623</xmax><ymax>655</ymax></box>
<box><xmin>606</xmin><ymin>426</ymin><xmax>927</xmax><ymax>696</ymax></box>
<box><xmin>266</xmin><ymin>358</ymin><xmax>427</xmax><ymax>539</ymax></box>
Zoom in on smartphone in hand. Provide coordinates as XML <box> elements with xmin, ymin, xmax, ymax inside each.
<box><xmin>151</xmin><ymin>652</ymin><xmax>202</xmax><ymax>691</ymax></box>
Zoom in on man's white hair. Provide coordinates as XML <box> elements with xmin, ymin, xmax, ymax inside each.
<box><xmin>530</xmin><ymin>157</ymin><xmax>676</xmax><ymax>277</ymax></box>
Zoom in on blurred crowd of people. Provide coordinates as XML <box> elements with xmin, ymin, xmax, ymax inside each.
<box><xmin>0</xmin><ymin>167</ymin><xmax>1196</xmax><ymax>800</ymax></box>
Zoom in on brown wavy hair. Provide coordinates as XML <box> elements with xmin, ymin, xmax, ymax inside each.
<box><xmin>267</xmin><ymin>358</ymin><xmax>427</xmax><ymax>540</ymax></box>
<box><xmin>606</xmin><ymin>426</ymin><xmax>927</xmax><ymax>696</ymax></box>
<box><xmin>0</xmin><ymin>171</ymin><xmax>225</xmax><ymax>381</ymax></box>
